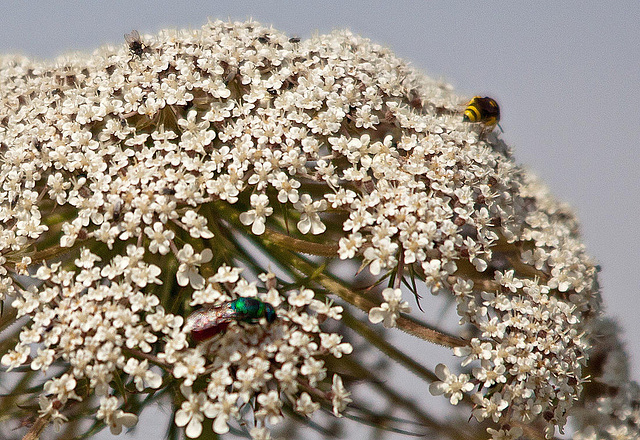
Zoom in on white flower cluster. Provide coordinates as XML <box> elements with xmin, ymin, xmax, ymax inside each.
<box><xmin>173</xmin><ymin>267</ymin><xmax>351</xmax><ymax>437</ymax></box>
<box><xmin>428</xmin><ymin>174</ymin><xmax>601</xmax><ymax>438</ymax></box>
<box><xmin>572</xmin><ymin>319</ymin><xmax>640</xmax><ymax>440</ymax></box>
<box><xmin>3</xmin><ymin>246</ymin><xmax>167</xmax><ymax>434</ymax></box>
<box><xmin>0</xmin><ymin>20</ymin><xmax>359</xmax><ymax>436</ymax></box>
<box><xmin>2</xmin><ymin>247</ymin><xmax>351</xmax><ymax>436</ymax></box>
<box><xmin>0</xmin><ymin>17</ymin><xmax>603</xmax><ymax>438</ymax></box>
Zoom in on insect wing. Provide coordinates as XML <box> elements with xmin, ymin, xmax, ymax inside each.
<box><xmin>187</xmin><ymin>303</ymin><xmax>236</xmax><ymax>341</ymax></box>
<box><xmin>124</xmin><ymin>30</ymin><xmax>141</xmax><ymax>45</ymax></box>
<box><xmin>125</xmin><ymin>30</ymin><xmax>146</xmax><ymax>57</ymax></box>
<box><xmin>476</xmin><ymin>97</ymin><xmax>500</xmax><ymax>124</ymax></box>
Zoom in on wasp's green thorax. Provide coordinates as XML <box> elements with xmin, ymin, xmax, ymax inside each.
<box><xmin>231</xmin><ymin>297</ymin><xmax>277</xmax><ymax>323</ymax></box>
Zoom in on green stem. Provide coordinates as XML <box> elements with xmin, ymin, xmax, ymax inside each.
<box><xmin>337</xmin><ymin>355</ymin><xmax>474</xmax><ymax>440</ymax></box>
<box><xmin>339</xmin><ymin>307</ymin><xmax>438</xmax><ymax>383</ymax></box>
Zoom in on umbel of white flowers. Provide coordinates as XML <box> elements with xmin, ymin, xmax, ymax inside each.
<box><xmin>0</xmin><ymin>19</ymin><xmax>624</xmax><ymax>440</ymax></box>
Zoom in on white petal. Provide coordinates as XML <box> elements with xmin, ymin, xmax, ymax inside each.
<box><xmin>174</xmin><ymin>409</ymin><xmax>189</xmax><ymax>427</ymax></box>
<box><xmin>297</xmin><ymin>216</ymin><xmax>311</xmax><ymax>234</ymax></box>
<box><xmin>213</xmin><ymin>415</ymin><xmax>230</xmax><ymax>434</ymax></box>
<box><xmin>429</xmin><ymin>382</ymin><xmax>446</xmax><ymax>396</ymax></box>
<box><xmin>434</xmin><ymin>363</ymin><xmax>450</xmax><ymax>381</ymax></box>
<box><xmin>119</xmin><ymin>413</ymin><xmax>138</xmax><ymax>428</ymax></box>
<box><xmin>185</xmin><ymin>418</ymin><xmax>203</xmax><ymax>438</ymax></box>
<box><xmin>368</xmin><ymin>307</ymin><xmax>385</xmax><ymax>324</ymax></box>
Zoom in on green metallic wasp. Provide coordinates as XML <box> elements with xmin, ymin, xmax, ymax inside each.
<box><xmin>187</xmin><ymin>297</ymin><xmax>276</xmax><ymax>341</ymax></box>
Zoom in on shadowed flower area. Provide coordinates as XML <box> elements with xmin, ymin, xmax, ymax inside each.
<box><xmin>0</xmin><ymin>19</ymin><xmax>637</xmax><ymax>440</ymax></box>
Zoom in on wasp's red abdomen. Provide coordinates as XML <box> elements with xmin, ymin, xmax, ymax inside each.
<box><xmin>190</xmin><ymin>320</ymin><xmax>232</xmax><ymax>341</ymax></box>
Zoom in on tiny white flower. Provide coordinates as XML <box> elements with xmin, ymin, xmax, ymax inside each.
<box><xmin>1</xmin><ymin>344</ymin><xmax>30</xmax><ymax>371</ymax></box>
<box><xmin>368</xmin><ymin>288</ymin><xmax>411</xmax><ymax>328</ymax></box>
<box><xmin>429</xmin><ymin>364</ymin><xmax>474</xmax><ymax>405</ymax></box>
<box><xmin>144</xmin><ymin>222</ymin><xmax>174</xmax><ymax>255</ymax></box>
<box><xmin>175</xmin><ymin>386</ymin><xmax>214</xmax><ymax>439</ymax></box>
<box><xmin>331</xmin><ymin>375</ymin><xmax>352</xmax><ymax>417</ymax></box>
<box><xmin>294</xmin><ymin>194</ymin><xmax>327</xmax><ymax>235</ymax></box>
<box><xmin>96</xmin><ymin>396</ymin><xmax>138</xmax><ymax>435</ymax></box>
<box><xmin>295</xmin><ymin>392</ymin><xmax>320</xmax><ymax>416</ymax></box>
<box><xmin>288</xmin><ymin>288</ymin><xmax>314</xmax><ymax>307</ymax></box>
<box><xmin>239</xmin><ymin>193</ymin><xmax>273</xmax><ymax>235</ymax></box>
<box><xmin>176</xmin><ymin>244</ymin><xmax>213</xmax><ymax>289</ymax></box>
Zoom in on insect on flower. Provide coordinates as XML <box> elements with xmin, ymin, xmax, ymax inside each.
<box><xmin>124</xmin><ymin>30</ymin><xmax>146</xmax><ymax>57</ymax></box>
<box><xmin>462</xmin><ymin>96</ymin><xmax>502</xmax><ymax>132</ymax></box>
<box><xmin>187</xmin><ymin>297</ymin><xmax>277</xmax><ymax>341</ymax></box>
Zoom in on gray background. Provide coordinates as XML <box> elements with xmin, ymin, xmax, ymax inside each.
<box><xmin>1</xmin><ymin>1</ymin><xmax>638</xmax><ymax>438</ymax></box>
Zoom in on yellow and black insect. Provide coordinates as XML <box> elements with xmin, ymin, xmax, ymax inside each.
<box><xmin>462</xmin><ymin>96</ymin><xmax>502</xmax><ymax>132</ymax></box>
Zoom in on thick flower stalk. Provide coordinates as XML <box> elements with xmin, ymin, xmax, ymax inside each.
<box><xmin>0</xmin><ymin>19</ymin><xmax>632</xmax><ymax>440</ymax></box>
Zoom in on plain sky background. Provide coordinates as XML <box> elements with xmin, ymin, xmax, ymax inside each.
<box><xmin>0</xmin><ymin>1</ymin><xmax>638</xmax><ymax>438</ymax></box>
